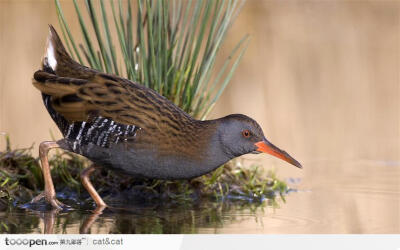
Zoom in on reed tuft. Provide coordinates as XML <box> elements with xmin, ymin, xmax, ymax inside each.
<box><xmin>55</xmin><ymin>0</ymin><xmax>249</xmax><ymax>119</ymax></box>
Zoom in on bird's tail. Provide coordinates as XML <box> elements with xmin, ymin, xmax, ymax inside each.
<box><xmin>41</xmin><ymin>25</ymin><xmax>72</xmax><ymax>74</ymax></box>
<box><xmin>41</xmin><ymin>25</ymin><xmax>95</xmax><ymax>78</ymax></box>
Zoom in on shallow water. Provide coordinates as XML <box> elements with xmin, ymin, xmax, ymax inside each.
<box><xmin>1</xmin><ymin>159</ymin><xmax>398</xmax><ymax>234</ymax></box>
<box><xmin>0</xmin><ymin>200</ymin><xmax>272</xmax><ymax>234</ymax></box>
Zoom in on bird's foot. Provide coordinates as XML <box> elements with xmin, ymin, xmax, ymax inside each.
<box><xmin>30</xmin><ymin>191</ymin><xmax>70</xmax><ymax>210</ymax></box>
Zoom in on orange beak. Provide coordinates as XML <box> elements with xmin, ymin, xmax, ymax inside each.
<box><xmin>255</xmin><ymin>140</ymin><xmax>302</xmax><ymax>168</ymax></box>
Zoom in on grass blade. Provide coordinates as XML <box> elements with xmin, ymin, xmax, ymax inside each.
<box><xmin>55</xmin><ymin>0</ymin><xmax>84</xmax><ymax>64</ymax></box>
<box><xmin>56</xmin><ymin>0</ymin><xmax>248</xmax><ymax>119</ymax></box>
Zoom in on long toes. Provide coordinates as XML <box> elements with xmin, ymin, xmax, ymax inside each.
<box><xmin>48</xmin><ymin>198</ymin><xmax>70</xmax><ymax>210</ymax></box>
<box><xmin>49</xmin><ymin>199</ymin><xmax>63</xmax><ymax>210</ymax></box>
<box><xmin>30</xmin><ymin>192</ymin><xmax>45</xmax><ymax>203</ymax></box>
<box><xmin>54</xmin><ymin>199</ymin><xmax>72</xmax><ymax>210</ymax></box>
<box><xmin>31</xmin><ymin>193</ymin><xmax>70</xmax><ymax>210</ymax></box>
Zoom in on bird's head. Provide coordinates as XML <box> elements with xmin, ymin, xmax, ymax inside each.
<box><xmin>217</xmin><ymin>114</ymin><xmax>302</xmax><ymax>168</ymax></box>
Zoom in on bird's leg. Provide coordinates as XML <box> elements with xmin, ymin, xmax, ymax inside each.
<box><xmin>31</xmin><ymin>141</ymin><xmax>66</xmax><ymax>209</ymax></box>
<box><xmin>81</xmin><ymin>165</ymin><xmax>107</xmax><ymax>207</ymax></box>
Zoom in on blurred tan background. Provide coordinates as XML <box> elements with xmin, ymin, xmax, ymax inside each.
<box><xmin>0</xmin><ymin>0</ymin><xmax>399</xmax><ymax>233</ymax></box>
<box><xmin>1</xmin><ymin>0</ymin><xmax>398</xmax><ymax>161</ymax></box>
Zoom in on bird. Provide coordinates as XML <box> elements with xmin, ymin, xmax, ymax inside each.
<box><xmin>31</xmin><ymin>25</ymin><xmax>302</xmax><ymax>209</ymax></box>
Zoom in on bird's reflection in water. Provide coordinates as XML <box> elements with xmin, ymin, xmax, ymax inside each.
<box><xmin>79</xmin><ymin>206</ymin><xmax>106</xmax><ymax>234</ymax></box>
<box><xmin>30</xmin><ymin>205</ymin><xmax>108</xmax><ymax>234</ymax></box>
<box><xmin>5</xmin><ymin>200</ymin><xmax>273</xmax><ymax>234</ymax></box>
<box><xmin>43</xmin><ymin>209</ymin><xmax>57</xmax><ymax>234</ymax></box>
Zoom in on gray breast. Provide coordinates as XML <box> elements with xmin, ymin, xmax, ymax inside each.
<box><xmin>75</xmin><ymin>142</ymin><xmax>228</xmax><ymax>180</ymax></box>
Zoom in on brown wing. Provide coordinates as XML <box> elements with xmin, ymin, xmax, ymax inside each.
<box><xmin>33</xmin><ymin>70</ymin><xmax>173</xmax><ymax>128</ymax></box>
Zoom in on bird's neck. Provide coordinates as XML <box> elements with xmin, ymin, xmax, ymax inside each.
<box><xmin>190</xmin><ymin>118</ymin><xmax>233</xmax><ymax>169</ymax></box>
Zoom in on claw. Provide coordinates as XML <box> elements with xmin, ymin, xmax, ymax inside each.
<box><xmin>30</xmin><ymin>191</ymin><xmax>70</xmax><ymax>210</ymax></box>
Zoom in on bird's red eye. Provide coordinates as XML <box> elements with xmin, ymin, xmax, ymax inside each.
<box><xmin>242</xmin><ymin>130</ymin><xmax>251</xmax><ymax>138</ymax></box>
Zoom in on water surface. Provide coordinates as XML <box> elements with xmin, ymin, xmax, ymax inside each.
<box><xmin>1</xmin><ymin>159</ymin><xmax>398</xmax><ymax>234</ymax></box>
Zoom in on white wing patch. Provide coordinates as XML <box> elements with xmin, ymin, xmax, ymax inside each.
<box><xmin>45</xmin><ymin>32</ymin><xmax>57</xmax><ymax>71</ymax></box>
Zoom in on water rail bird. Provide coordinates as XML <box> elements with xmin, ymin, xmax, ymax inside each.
<box><xmin>31</xmin><ymin>25</ymin><xmax>302</xmax><ymax>209</ymax></box>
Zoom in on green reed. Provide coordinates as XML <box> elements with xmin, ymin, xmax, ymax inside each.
<box><xmin>55</xmin><ymin>0</ymin><xmax>248</xmax><ymax>119</ymax></box>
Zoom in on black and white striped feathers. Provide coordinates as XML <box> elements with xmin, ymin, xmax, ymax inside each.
<box><xmin>64</xmin><ymin>118</ymin><xmax>139</xmax><ymax>153</ymax></box>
